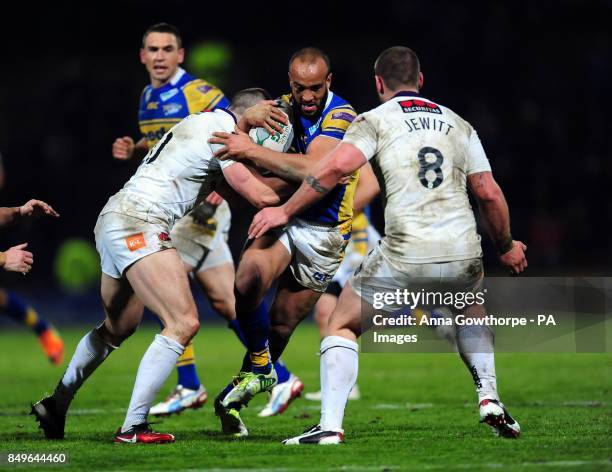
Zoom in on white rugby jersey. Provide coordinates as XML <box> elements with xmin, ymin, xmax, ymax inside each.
<box><xmin>343</xmin><ymin>92</ymin><xmax>491</xmax><ymax>263</ymax></box>
<box><xmin>100</xmin><ymin>109</ymin><xmax>238</xmax><ymax>225</ymax></box>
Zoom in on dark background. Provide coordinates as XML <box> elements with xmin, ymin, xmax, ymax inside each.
<box><xmin>0</xmin><ymin>0</ymin><xmax>610</xmax><ymax>320</ymax></box>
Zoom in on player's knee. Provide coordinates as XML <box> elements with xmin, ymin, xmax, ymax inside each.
<box><xmin>235</xmin><ymin>257</ymin><xmax>268</xmax><ymax>299</ymax></box>
<box><xmin>176</xmin><ymin>312</ymin><xmax>200</xmax><ymax>342</ymax></box>
<box><xmin>210</xmin><ymin>299</ymin><xmax>234</xmax><ymax>322</ymax></box>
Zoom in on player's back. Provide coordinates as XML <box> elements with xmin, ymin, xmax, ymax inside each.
<box><xmin>102</xmin><ymin>109</ymin><xmax>237</xmax><ymax>224</ymax></box>
<box><xmin>344</xmin><ymin>92</ymin><xmax>492</xmax><ymax>264</ymax></box>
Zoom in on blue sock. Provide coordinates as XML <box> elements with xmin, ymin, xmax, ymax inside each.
<box><xmin>274</xmin><ymin>359</ymin><xmax>291</xmax><ymax>384</ymax></box>
<box><xmin>3</xmin><ymin>292</ymin><xmax>49</xmax><ymax>335</ymax></box>
<box><xmin>240</xmin><ymin>349</ymin><xmax>291</xmax><ymax>383</ymax></box>
<box><xmin>236</xmin><ymin>300</ymin><xmax>272</xmax><ymax>374</ymax></box>
<box><xmin>176</xmin><ymin>343</ymin><xmax>201</xmax><ymax>390</ymax></box>
<box><xmin>228</xmin><ymin>319</ymin><xmax>248</xmax><ymax>346</ymax></box>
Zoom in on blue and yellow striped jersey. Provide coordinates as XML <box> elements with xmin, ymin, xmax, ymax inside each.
<box><xmin>139</xmin><ymin>67</ymin><xmax>230</xmax><ymax>149</ymax></box>
<box><xmin>281</xmin><ymin>91</ymin><xmax>358</xmax><ymax>235</ymax></box>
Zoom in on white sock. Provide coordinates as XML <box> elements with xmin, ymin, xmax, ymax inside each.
<box><xmin>320</xmin><ymin>335</ymin><xmax>359</xmax><ymax>432</ymax></box>
<box><xmin>122</xmin><ymin>334</ymin><xmax>185</xmax><ymax>432</ymax></box>
<box><xmin>456</xmin><ymin>325</ymin><xmax>499</xmax><ymax>402</ymax></box>
<box><xmin>52</xmin><ymin>328</ymin><xmax>116</xmax><ymax>414</ymax></box>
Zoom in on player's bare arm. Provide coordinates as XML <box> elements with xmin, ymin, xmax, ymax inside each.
<box><xmin>222</xmin><ymin>162</ymin><xmax>287</xmax><ymax>209</ymax></box>
<box><xmin>467</xmin><ymin>171</ymin><xmax>527</xmax><ymax>274</ymax></box>
<box><xmin>112</xmin><ymin>136</ymin><xmax>149</xmax><ymax>161</ymax></box>
<box><xmin>211</xmin><ymin>131</ymin><xmax>340</xmax><ymax>183</ymax></box>
<box><xmin>248</xmin><ymin>142</ymin><xmax>367</xmax><ymax>238</ymax></box>
<box><xmin>0</xmin><ymin>199</ymin><xmax>59</xmax><ymax>227</ymax></box>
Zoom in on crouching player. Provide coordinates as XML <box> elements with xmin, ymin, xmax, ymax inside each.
<box><xmin>31</xmin><ymin>89</ymin><xmax>293</xmax><ymax>444</ymax></box>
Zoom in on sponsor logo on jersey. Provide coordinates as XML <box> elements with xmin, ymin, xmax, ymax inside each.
<box><xmin>163</xmin><ymin>103</ymin><xmax>183</xmax><ymax>115</ymax></box>
<box><xmin>126</xmin><ymin>233</ymin><xmax>146</xmax><ymax>252</ymax></box>
<box><xmin>197</xmin><ymin>84</ymin><xmax>213</xmax><ymax>94</ymax></box>
<box><xmin>308</xmin><ymin>117</ymin><xmax>323</xmax><ymax>136</ymax></box>
<box><xmin>160</xmin><ymin>89</ymin><xmax>179</xmax><ymax>101</ymax></box>
<box><xmin>158</xmin><ymin>232</ymin><xmax>171</xmax><ymax>242</ymax></box>
<box><xmin>331</xmin><ymin>112</ymin><xmax>355</xmax><ymax>122</ymax></box>
<box><xmin>147</xmin><ymin>101</ymin><xmax>159</xmax><ymax>110</ymax></box>
<box><xmin>398</xmin><ymin>99</ymin><xmax>441</xmax><ymax>114</ymax></box>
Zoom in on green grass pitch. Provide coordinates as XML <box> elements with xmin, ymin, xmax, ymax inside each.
<box><xmin>0</xmin><ymin>325</ymin><xmax>610</xmax><ymax>471</ymax></box>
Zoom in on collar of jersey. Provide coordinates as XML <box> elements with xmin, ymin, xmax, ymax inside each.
<box><xmin>391</xmin><ymin>90</ymin><xmax>421</xmax><ymax>99</ymax></box>
<box><xmin>148</xmin><ymin>68</ymin><xmax>186</xmax><ymax>92</ymax></box>
<box><xmin>216</xmin><ymin>108</ymin><xmax>237</xmax><ymax>123</ymax></box>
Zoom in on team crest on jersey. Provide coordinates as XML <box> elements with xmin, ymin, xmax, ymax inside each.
<box><xmin>197</xmin><ymin>84</ymin><xmax>213</xmax><ymax>94</ymax></box>
<box><xmin>398</xmin><ymin>99</ymin><xmax>441</xmax><ymax>114</ymax></box>
<box><xmin>160</xmin><ymin>89</ymin><xmax>179</xmax><ymax>101</ymax></box>
<box><xmin>163</xmin><ymin>103</ymin><xmax>183</xmax><ymax>115</ymax></box>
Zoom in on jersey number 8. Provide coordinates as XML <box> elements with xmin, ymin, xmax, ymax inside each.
<box><xmin>417</xmin><ymin>146</ymin><xmax>444</xmax><ymax>189</ymax></box>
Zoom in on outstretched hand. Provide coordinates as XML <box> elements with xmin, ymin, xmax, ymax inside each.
<box><xmin>248</xmin><ymin>206</ymin><xmax>289</xmax><ymax>239</ymax></box>
<box><xmin>19</xmin><ymin>199</ymin><xmax>59</xmax><ymax>218</ymax></box>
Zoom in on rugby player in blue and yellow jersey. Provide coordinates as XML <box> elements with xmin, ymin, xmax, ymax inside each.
<box><xmin>111</xmin><ymin>23</ymin><xmax>232</xmax><ymax>417</ymax></box>
<box><xmin>209</xmin><ymin>48</ymin><xmax>359</xmax><ymax>435</ymax></box>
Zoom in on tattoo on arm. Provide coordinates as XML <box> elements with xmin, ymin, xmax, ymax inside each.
<box><xmin>305</xmin><ymin>175</ymin><xmax>329</xmax><ymax>194</ymax></box>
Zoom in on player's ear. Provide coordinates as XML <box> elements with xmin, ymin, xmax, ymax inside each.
<box><xmin>326</xmin><ymin>72</ymin><xmax>332</xmax><ymax>87</ymax></box>
<box><xmin>417</xmin><ymin>72</ymin><xmax>424</xmax><ymax>90</ymax></box>
<box><xmin>177</xmin><ymin>48</ymin><xmax>185</xmax><ymax>64</ymax></box>
<box><xmin>375</xmin><ymin>75</ymin><xmax>384</xmax><ymax>95</ymax></box>
<box><xmin>139</xmin><ymin>48</ymin><xmax>146</xmax><ymax>65</ymax></box>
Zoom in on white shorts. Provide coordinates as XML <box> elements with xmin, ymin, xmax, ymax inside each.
<box><xmin>350</xmin><ymin>242</ymin><xmax>484</xmax><ymax>313</ymax></box>
<box><xmin>171</xmin><ymin>201</ymin><xmax>232</xmax><ymax>271</ymax></box>
<box><xmin>278</xmin><ymin>218</ymin><xmax>349</xmax><ymax>292</ymax></box>
<box><xmin>94</xmin><ymin>212</ymin><xmax>174</xmax><ymax>279</ymax></box>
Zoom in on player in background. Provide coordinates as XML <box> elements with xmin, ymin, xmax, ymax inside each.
<box><xmin>249</xmin><ymin>46</ymin><xmax>526</xmax><ymax>444</ymax></box>
<box><xmin>209</xmin><ymin>48</ymin><xmax>358</xmax><ymax>432</ymax></box>
<box><xmin>0</xmin><ymin>188</ymin><xmax>63</xmax><ymax>364</ymax></box>
<box><xmin>32</xmin><ymin>88</ymin><xmax>294</xmax><ymax>444</ymax></box>
<box><xmin>112</xmin><ymin>22</ymin><xmax>266</xmax><ymax>416</ymax></box>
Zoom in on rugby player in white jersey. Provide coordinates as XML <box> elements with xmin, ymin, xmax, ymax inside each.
<box><xmin>31</xmin><ymin>88</ymin><xmax>294</xmax><ymax>444</ymax></box>
<box><xmin>250</xmin><ymin>46</ymin><xmax>527</xmax><ymax>444</ymax></box>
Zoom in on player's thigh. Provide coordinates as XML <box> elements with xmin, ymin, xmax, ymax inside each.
<box><xmin>125</xmin><ymin>249</ymin><xmax>197</xmax><ymax>328</ymax></box>
<box><xmin>270</xmin><ymin>268</ymin><xmax>322</xmax><ymax>330</ymax></box>
<box><xmin>326</xmin><ymin>281</ymin><xmax>363</xmax><ymax>340</ymax></box>
<box><xmin>195</xmin><ymin>262</ymin><xmax>236</xmax><ymax>321</ymax></box>
<box><xmin>99</xmin><ymin>273</ymin><xmax>144</xmax><ymax>339</ymax></box>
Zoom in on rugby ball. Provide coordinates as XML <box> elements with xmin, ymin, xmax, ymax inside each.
<box><xmin>248</xmin><ymin>103</ymin><xmax>294</xmax><ymax>153</ymax></box>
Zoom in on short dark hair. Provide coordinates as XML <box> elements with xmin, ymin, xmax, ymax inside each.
<box><xmin>288</xmin><ymin>47</ymin><xmax>331</xmax><ymax>75</ymax></box>
<box><xmin>142</xmin><ymin>23</ymin><xmax>182</xmax><ymax>48</ymax></box>
<box><xmin>374</xmin><ymin>46</ymin><xmax>420</xmax><ymax>90</ymax></box>
<box><xmin>230</xmin><ymin>88</ymin><xmax>272</xmax><ymax>114</ymax></box>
